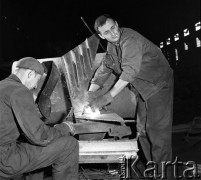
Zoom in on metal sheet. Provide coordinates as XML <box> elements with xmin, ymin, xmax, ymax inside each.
<box><xmin>74</xmin><ymin>122</ymin><xmax>132</xmax><ymax>138</ymax></box>
<box><xmin>37</xmin><ymin>62</ymin><xmax>60</xmax><ymax>118</ymax></box>
<box><xmin>60</xmin><ymin>35</ymin><xmax>100</xmax><ymax>114</ymax></box>
<box><xmin>75</xmin><ymin>112</ymin><xmax>125</xmax><ymax>124</ymax></box>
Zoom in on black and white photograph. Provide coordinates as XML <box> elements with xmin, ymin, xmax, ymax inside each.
<box><xmin>0</xmin><ymin>0</ymin><xmax>200</xmax><ymax>179</ymax></box>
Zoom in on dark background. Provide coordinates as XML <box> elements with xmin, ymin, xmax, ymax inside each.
<box><xmin>0</xmin><ymin>0</ymin><xmax>199</xmax><ymax>58</ymax></box>
<box><xmin>0</xmin><ymin>0</ymin><xmax>200</xmax><ymax>125</ymax></box>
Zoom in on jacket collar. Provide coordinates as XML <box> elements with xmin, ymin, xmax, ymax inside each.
<box><xmin>6</xmin><ymin>74</ymin><xmax>22</xmax><ymax>84</ymax></box>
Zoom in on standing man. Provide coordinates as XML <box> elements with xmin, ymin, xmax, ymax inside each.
<box><xmin>0</xmin><ymin>57</ymin><xmax>79</xmax><ymax>180</ymax></box>
<box><xmin>88</xmin><ymin>14</ymin><xmax>173</xmax><ymax>178</ymax></box>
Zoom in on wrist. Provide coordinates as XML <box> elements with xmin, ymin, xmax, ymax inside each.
<box><xmin>105</xmin><ymin>92</ymin><xmax>114</xmax><ymax>102</ymax></box>
<box><xmin>89</xmin><ymin>83</ymin><xmax>100</xmax><ymax>91</ymax></box>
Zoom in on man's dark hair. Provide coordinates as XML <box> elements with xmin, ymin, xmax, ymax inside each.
<box><xmin>94</xmin><ymin>14</ymin><xmax>115</xmax><ymax>34</ymax></box>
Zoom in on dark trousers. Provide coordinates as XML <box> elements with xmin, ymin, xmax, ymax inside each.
<box><xmin>0</xmin><ymin>136</ymin><xmax>79</xmax><ymax>180</ymax></box>
<box><xmin>137</xmin><ymin>77</ymin><xmax>173</xmax><ymax>177</ymax></box>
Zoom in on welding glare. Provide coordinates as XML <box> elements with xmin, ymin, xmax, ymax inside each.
<box><xmin>82</xmin><ymin>105</ymin><xmax>100</xmax><ymax>118</ymax></box>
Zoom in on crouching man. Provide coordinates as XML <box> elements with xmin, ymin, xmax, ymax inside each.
<box><xmin>0</xmin><ymin>57</ymin><xmax>78</xmax><ymax>180</ymax></box>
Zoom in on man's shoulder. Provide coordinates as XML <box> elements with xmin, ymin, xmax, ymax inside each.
<box><xmin>0</xmin><ymin>79</ymin><xmax>29</xmax><ymax>105</ymax></box>
<box><xmin>120</xmin><ymin>28</ymin><xmax>142</xmax><ymax>42</ymax></box>
<box><xmin>121</xmin><ymin>28</ymin><xmax>139</xmax><ymax>37</ymax></box>
<box><xmin>0</xmin><ymin>78</ymin><xmax>28</xmax><ymax>97</ymax></box>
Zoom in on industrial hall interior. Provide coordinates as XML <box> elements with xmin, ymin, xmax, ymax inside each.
<box><xmin>0</xmin><ymin>0</ymin><xmax>200</xmax><ymax>179</ymax></box>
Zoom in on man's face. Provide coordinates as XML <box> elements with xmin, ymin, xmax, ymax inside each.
<box><xmin>98</xmin><ymin>19</ymin><xmax>120</xmax><ymax>43</ymax></box>
<box><xmin>25</xmin><ymin>71</ymin><xmax>42</xmax><ymax>90</ymax></box>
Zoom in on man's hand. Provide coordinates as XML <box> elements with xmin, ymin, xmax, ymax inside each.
<box><xmin>86</xmin><ymin>91</ymin><xmax>98</xmax><ymax>103</ymax></box>
<box><xmin>90</xmin><ymin>92</ymin><xmax>113</xmax><ymax>111</ymax></box>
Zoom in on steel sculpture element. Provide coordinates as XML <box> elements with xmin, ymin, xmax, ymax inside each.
<box><xmin>61</xmin><ymin>34</ymin><xmax>100</xmax><ymax>116</ymax></box>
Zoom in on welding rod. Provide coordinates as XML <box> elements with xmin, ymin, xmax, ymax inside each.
<box><xmin>80</xmin><ymin>16</ymin><xmax>94</xmax><ymax>35</ymax></box>
<box><xmin>80</xmin><ymin>16</ymin><xmax>106</xmax><ymax>51</ymax></box>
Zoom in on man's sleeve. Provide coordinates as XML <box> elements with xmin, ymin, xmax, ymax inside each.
<box><xmin>120</xmin><ymin>37</ymin><xmax>143</xmax><ymax>83</ymax></box>
<box><xmin>91</xmin><ymin>58</ymin><xmax>112</xmax><ymax>88</ymax></box>
<box><xmin>11</xmin><ymin>87</ymin><xmax>70</xmax><ymax>146</ymax></box>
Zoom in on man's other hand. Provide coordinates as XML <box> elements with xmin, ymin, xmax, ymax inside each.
<box><xmin>90</xmin><ymin>92</ymin><xmax>113</xmax><ymax>110</ymax></box>
<box><xmin>86</xmin><ymin>91</ymin><xmax>98</xmax><ymax>103</ymax></box>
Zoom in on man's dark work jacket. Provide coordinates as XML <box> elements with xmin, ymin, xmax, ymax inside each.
<box><xmin>0</xmin><ymin>74</ymin><xmax>70</xmax><ymax>148</ymax></box>
<box><xmin>91</xmin><ymin>28</ymin><xmax>173</xmax><ymax>177</ymax></box>
<box><xmin>91</xmin><ymin>28</ymin><xmax>173</xmax><ymax>100</ymax></box>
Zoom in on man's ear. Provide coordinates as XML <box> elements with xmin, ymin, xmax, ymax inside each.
<box><xmin>98</xmin><ymin>34</ymin><xmax>105</xmax><ymax>39</ymax></box>
<box><xmin>28</xmin><ymin>70</ymin><xmax>35</xmax><ymax>78</ymax></box>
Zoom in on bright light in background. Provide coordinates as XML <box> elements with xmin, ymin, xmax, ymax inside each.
<box><xmin>160</xmin><ymin>42</ymin><xmax>164</xmax><ymax>48</ymax></box>
<box><xmin>196</xmin><ymin>37</ymin><xmax>201</xmax><ymax>47</ymax></box>
<box><xmin>184</xmin><ymin>29</ymin><xmax>190</xmax><ymax>36</ymax></box>
<box><xmin>184</xmin><ymin>42</ymin><xmax>188</xmax><ymax>50</ymax></box>
<box><xmin>175</xmin><ymin>48</ymin><xmax>179</xmax><ymax>61</ymax></box>
<box><xmin>166</xmin><ymin>38</ymin><xmax>171</xmax><ymax>45</ymax></box>
<box><xmin>195</xmin><ymin>22</ymin><xmax>201</xmax><ymax>31</ymax></box>
<box><xmin>174</xmin><ymin>33</ymin><xmax>179</xmax><ymax>41</ymax></box>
